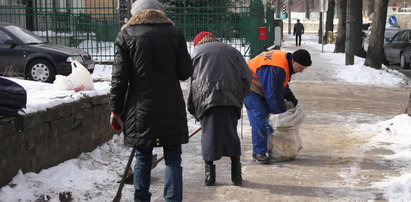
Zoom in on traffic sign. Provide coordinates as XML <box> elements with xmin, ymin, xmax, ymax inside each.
<box><xmin>388</xmin><ymin>16</ymin><xmax>397</xmax><ymax>26</ymax></box>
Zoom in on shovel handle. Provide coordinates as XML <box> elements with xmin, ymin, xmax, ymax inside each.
<box><xmin>151</xmin><ymin>127</ymin><xmax>201</xmax><ymax>169</ymax></box>
<box><xmin>113</xmin><ymin>148</ymin><xmax>135</xmax><ymax>202</ymax></box>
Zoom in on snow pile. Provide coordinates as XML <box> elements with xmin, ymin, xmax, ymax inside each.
<box><xmin>312</xmin><ymin>52</ymin><xmax>410</xmax><ymax>87</ymax></box>
<box><xmin>0</xmin><ymin>134</ymin><xmax>131</xmax><ymax>202</ymax></box>
<box><xmin>91</xmin><ymin>64</ymin><xmax>112</xmax><ymax>82</ymax></box>
<box><xmin>336</xmin><ymin>60</ymin><xmax>409</xmax><ymax>87</ymax></box>
<box><xmin>3</xmin><ymin>64</ymin><xmax>111</xmax><ymax>115</ymax></box>
<box><xmin>7</xmin><ymin>78</ymin><xmax>111</xmax><ymax>115</ymax></box>
<box><xmin>370</xmin><ymin>114</ymin><xmax>411</xmax><ymax>201</ymax></box>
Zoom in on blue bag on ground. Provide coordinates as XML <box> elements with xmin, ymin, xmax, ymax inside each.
<box><xmin>0</xmin><ymin>77</ymin><xmax>27</xmax><ymax>116</ymax></box>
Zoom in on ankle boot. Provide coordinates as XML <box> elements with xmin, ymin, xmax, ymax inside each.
<box><xmin>231</xmin><ymin>162</ymin><xmax>242</xmax><ymax>186</ymax></box>
<box><xmin>205</xmin><ymin>164</ymin><xmax>216</xmax><ymax>186</ymax></box>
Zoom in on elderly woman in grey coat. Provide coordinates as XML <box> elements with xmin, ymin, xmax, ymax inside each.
<box><xmin>187</xmin><ymin>32</ymin><xmax>252</xmax><ymax>186</ymax></box>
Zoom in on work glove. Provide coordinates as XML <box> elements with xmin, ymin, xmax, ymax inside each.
<box><xmin>286</xmin><ymin>96</ymin><xmax>298</xmax><ymax>107</ymax></box>
<box><xmin>110</xmin><ymin>112</ymin><xmax>124</xmax><ymax>131</ymax></box>
<box><xmin>285</xmin><ymin>101</ymin><xmax>295</xmax><ymax>109</ymax></box>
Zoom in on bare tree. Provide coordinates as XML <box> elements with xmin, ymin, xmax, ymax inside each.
<box><xmin>406</xmin><ymin>92</ymin><xmax>411</xmax><ymax>116</ymax></box>
<box><xmin>364</xmin><ymin>0</ymin><xmax>388</xmax><ymax>69</ymax></box>
<box><xmin>305</xmin><ymin>0</ymin><xmax>314</xmax><ymax>19</ymax></box>
<box><xmin>367</xmin><ymin>0</ymin><xmax>374</xmax><ymax>16</ymax></box>
<box><xmin>305</xmin><ymin>0</ymin><xmax>310</xmax><ymax>19</ymax></box>
<box><xmin>334</xmin><ymin>0</ymin><xmax>346</xmax><ymax>53</ymax></box>
<box><xmin>324</xmin><ymin>0</ymin><xmax>335</xmax><ymax>43</ymax></box>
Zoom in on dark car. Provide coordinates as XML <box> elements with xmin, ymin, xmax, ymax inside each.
<box><xmin>0</xmin><ymin>23</ymin><xmax>94</xmax><ymax>83</ymax></box>
<box><xmin>383</xmin><ymin>29</ymin><xmax>411</xmax><ymax>69</ymax></box>
<box><xmin>363</xmin><ymin>27</ymin><xmax>400</xmax><ymax>53</ymax></box>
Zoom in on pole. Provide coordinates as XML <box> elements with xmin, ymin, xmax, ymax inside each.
<box><xmin>345</xmin><ymin>0</ymin><xmax>354</xmax><ymax>65</ymax></box>
<box><xmin>276</xmin><ymin>0</ymin><xmax>281</xmax><ymax>19</ymax></box>
<box><xmin>119</xmin><ymin>0</ymin><xmax>128</xmax><ymax>28</ymax></box>
<box><xmin>321</xmin><ymin>0</ymin><xmax>326</xmax><ymax>53</ymax></box>
<box><xmin>288</xmin><ymin>0</ymin><xmax>291</xmax><ymax>34</ymax></box>
<box><xmin>318</xmin><ymin>12</ymin><xmax>323</xmax><ymax>44</ymax></box>
<box><xmin>318</xmin><ymin>0</ymin><xmax>324</xmax><ymax>44</ymax></box>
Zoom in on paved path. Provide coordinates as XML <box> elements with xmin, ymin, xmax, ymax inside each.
<box><xmin>140</xmin><ymin>35</ymin><xmax>411</xmax><ymax>202</ymax></box>
<box><xmin>177</xmin><ymin>36</ymin><xmax>411</xmax><ymax>202</ymax></box>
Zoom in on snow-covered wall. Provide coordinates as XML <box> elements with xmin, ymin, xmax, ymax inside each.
<box><xmin>0</xmin><ymin>95</ymin><xmax>113</xmax><ymax>187</ymax></box>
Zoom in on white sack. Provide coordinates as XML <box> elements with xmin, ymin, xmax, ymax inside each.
<box><xmin>53</xmin><ymin>61</ymin><xmax>94</xmax><ymax>91</ymax></box>
<box><xmin>267</xmin><ymin>103</ymin><xmax>306</xmax><ymax>161</ymax></box>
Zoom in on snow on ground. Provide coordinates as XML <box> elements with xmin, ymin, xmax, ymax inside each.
<box><xmin>369</xmin><ymin>114</ymin><xmax>411</xmax><ymax>201</ymax></box>
<box><xmin>1</xmin><ymin>34</ymin><xmax>411</xmax><ymax>201</ymax></box>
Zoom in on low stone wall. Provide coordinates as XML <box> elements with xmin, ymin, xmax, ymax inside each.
<box><xmin>0</xmin><ymin>95</ymin><xmax>113</xmax><ymax>187</ymax></box>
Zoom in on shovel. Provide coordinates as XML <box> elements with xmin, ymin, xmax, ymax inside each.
<box><xmin>113</xmin><ymin>126</ymin><xmax>201</xmax><ymax>202</ymax></box>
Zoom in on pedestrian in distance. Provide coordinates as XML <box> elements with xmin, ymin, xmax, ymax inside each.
<box><xmin>187</xmin><ymin>31</ymin><xmax>253</xmax><ymax>186</ymax></box>
<box><xmin>109</xmin><ymin>0</ymin><xmax>193</xmax><ymax>201</ymax></box>
<box><xmin>244</xmin><ymin>49</ymin><xmax>312</xmax><ymax>164</ymax></box>
<box><xmin>293</xmin><ymin>19</ymin><xmax>305</xmax><ymax>46</ymax></box>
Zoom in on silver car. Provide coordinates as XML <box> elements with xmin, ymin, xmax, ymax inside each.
<box><xmin>362</xmin><ymin>27</ymin><xmax>400</xmax><ymax>53</ymax></box>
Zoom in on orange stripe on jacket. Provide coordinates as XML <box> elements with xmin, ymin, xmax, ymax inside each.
<box><xmin>247</xmin><ymin>50</ymin><xmax>290</xmax><ymax>96</ymax></box>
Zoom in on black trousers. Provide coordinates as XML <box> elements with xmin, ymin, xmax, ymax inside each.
<box><xmin>295</xmin><ymin>33</ymin><xmax>302</xmax><ymax>46</ymax></box>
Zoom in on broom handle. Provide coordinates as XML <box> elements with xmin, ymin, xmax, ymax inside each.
<box><xmin>151</xmin><ymin>126</ymin><xmax>202</xmax><ymax>169</ymax></box>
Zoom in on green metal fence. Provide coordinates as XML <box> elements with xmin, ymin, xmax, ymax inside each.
<box><xmin>0</xmin><ymin>0</ymin><xmax>275</xmax><ymax>62</ymax></box>
<box><xmin>162</xmin><ymin>0</ymin><xmax>275</xmax><ymax>59</ymax></box>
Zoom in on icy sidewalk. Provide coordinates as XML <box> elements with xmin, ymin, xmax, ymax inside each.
<box><xmin>1</xmin><ymin>34</ymin><xmax>411</xmax><ymax>202</ymax></box>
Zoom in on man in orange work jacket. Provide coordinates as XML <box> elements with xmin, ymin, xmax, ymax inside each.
<box><xmin>244</xmin><ymin>49</ymin><xmax>312</xmax><ymax>164</ymax></box>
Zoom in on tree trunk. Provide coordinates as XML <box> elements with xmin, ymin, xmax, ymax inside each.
<box><xmin>353</xmin><ymin>0</ymin><xmax>364</xmax><ymax>57</ymax></box>
<box><xmin>368</xmin><ymin>0</ymin><xmax>374</xmax><ymax>17</ymax></box>
<box><xmin>364</xmin><ymin>0</ymin><xmax>388</xmax><ymax>69</ymax></box>
<box><xmin>324</xmin><ymin>0</ymin><xmax>335</xmax><ymax>43</ymax></box>
<box><xmin>305</xmin><ymin>0</ymin><xmax>310</xmax><ymax>19</ymax></box>
<box><xmin>406</xmin><ymin>91</ymin><xmax>411</xmax><ymax>116</ymax></box>
<box><xmin>334</xmin><ymin>0</ymin><xmax>346</xmax><ymax>53</ymax></box>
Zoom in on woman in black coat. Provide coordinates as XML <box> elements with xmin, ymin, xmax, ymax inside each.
<box><xmin>109</xmin><ymin>0</ymin><xmax>193</xmax><ymax>201</ymax></box>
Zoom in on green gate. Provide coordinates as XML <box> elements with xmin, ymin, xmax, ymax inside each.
<box><xmin>0</xmin><ymin>0</ymin><xmax>275</xmax><ymax>62</ymax></box>
<box><xmin>161</xmin><ymin>0</ymin><xmax>274</xmax><ymax>59</ymax></box>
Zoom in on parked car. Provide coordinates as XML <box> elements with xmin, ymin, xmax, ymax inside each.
<box><xmin>0</xmin><ymin>23</ymin><xmax>94</xmax><ymax>83</ymax></box>
<box><xmin>362</xmin><ymin>27</ymin><xmax>400</xmax><ymax>53</ymax></box>
<box><xmin>383</xmin><ymin>29</ymin><xmax>411</xmax><ymax>69</ymax></box>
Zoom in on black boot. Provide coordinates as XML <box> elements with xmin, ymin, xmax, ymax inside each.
<box><xmin>205</xmin><ymin>163</ymin><xmax>216</xmax><ymax>186</ymax></box>
<box><xmin>252</xmin><ymin>153</ymin><xmax>270</xmax><ymax>164</ymax></box>
<box><xmin>231</xmin><ymin>158</ymin><xmax>242</xmax><ymax>186</ymax></box>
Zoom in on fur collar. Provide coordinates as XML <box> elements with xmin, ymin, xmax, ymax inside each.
<box><xmin>122</xmin><ymin>9</ymin><xmax>174</xmax><ymax>30</ymax></box>
<box><xmin>195</xmin><ymin>35</ymin><xmax>220</xmax><ymax>47</ymax></box>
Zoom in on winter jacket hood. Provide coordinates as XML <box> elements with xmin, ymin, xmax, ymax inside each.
<box><xmin>122</xmin><ymin>9</ymin><xmax>174</xmax><ymax>30</ymax></box>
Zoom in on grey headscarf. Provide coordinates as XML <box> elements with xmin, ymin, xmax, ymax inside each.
<box><xmin>130</xmin><ymin>0</ymin><xmax>164</xmax><ymax>15</ymax></box>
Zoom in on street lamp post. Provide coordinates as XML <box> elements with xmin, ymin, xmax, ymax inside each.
<box><xmin>288</xmin><ymin>0</ymin><xmax>291</xmax><ymax>34</ymax></box>
<box><xmin>345</xmin><ymin>0</ymin><xmax>354</xmax><ymax>65</ymax></box>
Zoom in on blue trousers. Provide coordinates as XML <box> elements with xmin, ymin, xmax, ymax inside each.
<box><xmin>133</xmin><ymin>145</ymin><xmax>183</xmax><ymax>202</ymax></box>
<box><xmin>244</xmin><ymin>93</ymin><xmax>273</xmax><ymax>155</ymax></box>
